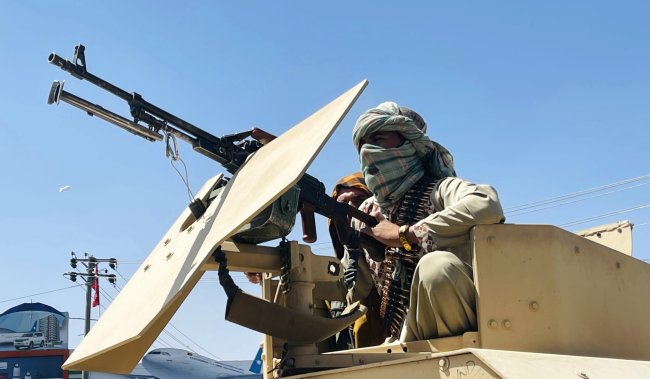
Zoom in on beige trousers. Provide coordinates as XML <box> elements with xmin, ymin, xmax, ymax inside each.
<box><xmin>401</xmin><ymin>250</ymin><xmax>477</xmax><ymax>341</ymax></box>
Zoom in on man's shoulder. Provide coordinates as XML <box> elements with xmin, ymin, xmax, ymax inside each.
<box><xmin>436</xmin><ymin>176</ymin><xmax>474</xmax><ymax>188</ymax></box>
<box><xmin>432</xmin><ymin>176</ymin><xmax>475</xmax><ymax>199</ymax></box>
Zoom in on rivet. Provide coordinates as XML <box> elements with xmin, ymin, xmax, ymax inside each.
<box><xmin>503</xmin><ymin>320</ymin><xmax>512</xmax><ymax>329</ymax></box>
<box><xmin>438</xmin><ymin>357</ymin><xmax>449</xmax><ymax>371</ymax></box>
<box><xmin>488</xmin><ymin>319</ymin><xmax>498</xmax><ymax>329</ymax></box>
<box><xmin>530</xmin><ymin>301</ymin><xmax>539</xmax><ymax>311</ymax></box>
<box><xmin>283</xmin><ymin>199</ymin><xmax>292</xmax><ymax>212</ymax></box>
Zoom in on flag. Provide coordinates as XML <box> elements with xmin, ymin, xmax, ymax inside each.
<box><xmin>92</xmin><ymin>265</ymin><xmax>100</xmax><ymax>307</ymax></box>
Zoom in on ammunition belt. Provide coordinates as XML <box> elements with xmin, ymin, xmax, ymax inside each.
<box><xmin>378</xmin><ymin>176</ymin><xmax>438</xmax><ymax>338</ymax></box>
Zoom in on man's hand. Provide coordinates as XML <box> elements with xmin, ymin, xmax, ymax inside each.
<box><xmin>360</xmin><ymin>208</ymin><xmax>419</xmax><ymax>249</ymax></box>
<box><xmin>336</xmin><ymin>187</ymin><xmax>369</xmax><ymax>208</ymax></box>
<box><xmin>360</xmin><ymin>210</ymin><xmax>402</xmax><ymax>247</ymax></box>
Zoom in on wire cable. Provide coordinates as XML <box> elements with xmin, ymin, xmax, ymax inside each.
<box><xmin>167</xmin><ymin>323</ymin><xmax>222</xmax><ymax>360</ymax></box>
<box><xmin>505</xmin><ymin>173</ymin><xmax>650</xmax><ymax>213</ymax></box>
<box><xmin>0</xmin><ymin>284</ymin><xmax>84</xmax><ymax>304</ymax></box>
<box><xmin>559</xmin><ymin>203</ymin><xmax>650</xmax><ymax>228</ymax></box>
<box><xmin>165</xmin><ymin>131</ymin><xmax>196</xmax><ymax>203</ymax></box>
<box><xmin>507</xmin><ymin>181</ymin><xmax>650</xmax><ymax>218</ymax></box>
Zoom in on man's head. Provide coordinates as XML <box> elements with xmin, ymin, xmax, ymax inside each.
<box><xmin>331</xmin><ymin>172</ymin><xmax>372</xmax><ymax>207</ymax></box>
<box><xmin>352</xmin><ymin>102</ymin><xmax>456</xmax><ymax>207</ymax></box>
<box><xmin>352</xmin><ymin>102</ymin><xmax>427</xmax><ymax>152</ymax></box>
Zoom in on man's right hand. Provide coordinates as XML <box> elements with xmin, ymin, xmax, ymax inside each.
<box><xmin>336</xmin><ymin>187</ymin><xmax>369</xmax><ymax>208</ymax></box>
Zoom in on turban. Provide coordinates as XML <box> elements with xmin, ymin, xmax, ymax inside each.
<box><xmin>352</xmin><ymin>101</ymin><xmax>456</xmax><ymax>185</ymax></box>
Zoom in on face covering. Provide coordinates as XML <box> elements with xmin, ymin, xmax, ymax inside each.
<box><xmin>360</xmin><ymin>141</ymin><xmax>424</xmax><ymax>207</ymax></box>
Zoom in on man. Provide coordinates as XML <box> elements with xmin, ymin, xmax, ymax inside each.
<box><xmin>345</xmin><ymin>101</ymin><xmax>505</xmax><ymax>342</ymax></box>
<box><xmin>327</xmin><ymin>172</ymin><xmax>387</xmax><ymax>349</ymax></box>
<box><xmin>328</xmin><ymin>172</ymin><xmax>372</xmax><ymax>260</ymax></box>
<box><xmin>245</xmin><ymin>172</ymin><xmax>384</xmax><ymax>348</ymax></box>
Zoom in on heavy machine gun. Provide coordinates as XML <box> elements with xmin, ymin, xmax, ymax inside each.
<box><xmin>48</xmin><ymin>44</ymin><xmax>376</xmax><ymax>246</ymax></box>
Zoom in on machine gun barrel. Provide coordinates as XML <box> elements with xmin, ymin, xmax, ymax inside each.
<box><xmin>48</xmin><ymin>50</ymin><xmax>131</xmax><ymax>98</ymax></box>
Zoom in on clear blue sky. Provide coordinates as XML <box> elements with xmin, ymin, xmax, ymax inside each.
<box><xmin>1</xmin><ymin>1</ymin><xmax>648</xmax><ymax>361</ymax></box>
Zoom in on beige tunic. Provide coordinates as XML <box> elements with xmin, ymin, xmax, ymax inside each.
<box><xmin>348</xmin><ymin>176</ymin><xmax>504</xmax><ymax>341</ymax></box>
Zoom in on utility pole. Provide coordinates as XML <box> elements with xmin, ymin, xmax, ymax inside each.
<box><xmin>64</xmin><ymin>252</ymin><xmax>117</xmax><ymax>379</ymax></box>
<box><xmin>83</xmin><ymin>256</ymin><xmax>95</xmax><ymax>340</ymax></box>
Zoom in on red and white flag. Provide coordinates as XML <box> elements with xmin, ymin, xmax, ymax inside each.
<box><xmin>92</xmin><ymin>266</ymin><xmax>100</xmax><ymax>307</ymax></box>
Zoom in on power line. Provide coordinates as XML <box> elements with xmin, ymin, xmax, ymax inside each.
<box><xmin>167</xmin><ymin>324</ymin><xmax>222</xmax><ymax>360</ymax></box>
<box><xmin>114</xmin><ymin>268</ymin><xmax>130</xmax><ymax>284</ymax></box>
<box><xmin>108</xmin><ymin>261</ymin><xmax>142</xmax><ymax>265</ymax></box>
<box><xmin>0</xmin><ymin>284</ymin><xmax>84</xmax><ymax>304</ymax></box>
<box><xmin>161</xmin><ymin>328</ymin><xmax>196</xmax><ymax>352</ymax></box>
<box><xmin>507</xmin><ymin>182</ymin><xmax>650</xmax><ymax>218</ymax></box>
<box><xmin>559</xmin><ymin>203</ymin><xmax>650</xmax><ymax>228</ymax></box>
<box><xmin>504</xmin><ymin>173</ymin><xmax>650</xmax><ymax>213</ymax></box>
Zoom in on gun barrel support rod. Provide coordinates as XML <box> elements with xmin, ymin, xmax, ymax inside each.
<box><xmin>48</xmin><ymin>81</ymin><xmax>163</xmax><ymax>141</ymax></box>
